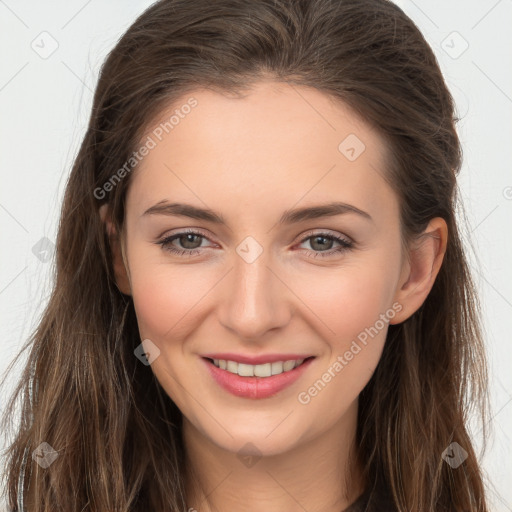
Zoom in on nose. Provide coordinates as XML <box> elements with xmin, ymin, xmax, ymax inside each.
<box><xmin>216</xmin><ymin>239</ymin><xmax>292</xmax><ymax>341</ymax></box>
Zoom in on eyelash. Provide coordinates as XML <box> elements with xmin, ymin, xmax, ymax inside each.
<box><xmin>155</xmin><ymin>228</ymin><xmax>354</xmax><ymax>259</ymax></box>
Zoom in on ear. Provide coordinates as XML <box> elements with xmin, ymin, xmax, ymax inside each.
<box><xmin>99</xmin><ymin>204</ymin><xmax>132</xmax><ymax>296</ymax></box>
<box><xmin>390</xmin><ymin>217</ymin><xmax>448</xmax><ymax>324</ymax></box>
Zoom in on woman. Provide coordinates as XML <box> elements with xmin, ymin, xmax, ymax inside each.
<box><xmin>0</xmin><ymin>0</ymin><xmax>490</xmax><ymax>510</ymax></box>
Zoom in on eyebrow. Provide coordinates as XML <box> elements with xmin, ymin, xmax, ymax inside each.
<box><xmin>141</xmin><ymin>200</ymin><xmax>373</xmax><ymax>225</ymax></box>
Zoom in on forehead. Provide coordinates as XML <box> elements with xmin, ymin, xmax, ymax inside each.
<box><xmin>127</xmin><ymin>80</ymin><xmax>397</xmax><ymax>224</ymax></box>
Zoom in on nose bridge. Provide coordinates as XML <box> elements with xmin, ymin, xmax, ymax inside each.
<box><xmin>218</xmin><ymin>235</ymin><xmax>289</xmax><ymax>339</ymax></box>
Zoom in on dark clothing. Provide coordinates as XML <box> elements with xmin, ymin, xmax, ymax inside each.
<box><xmin>344</xmin><ymin>482</ymin><xmax>397</xmax><ymax>512</ymax></box>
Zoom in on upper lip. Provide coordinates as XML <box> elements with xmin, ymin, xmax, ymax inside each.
<box><xmin>201</xmin><ymin>353</ymin><xmax>315</xmax><ymax>365</ymax></box>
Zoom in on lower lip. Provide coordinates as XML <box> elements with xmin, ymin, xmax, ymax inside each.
<box><xmin>202</xmin><ymin>357</ymin><xmax>315</xmax><ymax>399</ymax></box>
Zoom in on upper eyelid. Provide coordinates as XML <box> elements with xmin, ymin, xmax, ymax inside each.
<box><xmin>159</xmin><ymin>228</ymin><xmax>215</xmax><ymax>244</ymax></box>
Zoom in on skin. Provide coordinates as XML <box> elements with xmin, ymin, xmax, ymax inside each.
<box><xmin>100</xmin><ymin>80</ymin><xmax>447</xmax><ymax>512</ymax></box>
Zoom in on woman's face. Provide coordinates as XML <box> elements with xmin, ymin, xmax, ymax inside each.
<box><xmin>118</xmin><ymin>80</ymin><xmax>411</xmax><ymax>456</ymax></box>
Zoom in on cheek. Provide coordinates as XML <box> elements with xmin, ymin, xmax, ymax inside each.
<box><xmin>293</xmin><ymin>262</ymin><xmax>396</xmax><ymax>342</ymax></box>
<box><xmin>297</xmin><ymin>293</ymin><xmax>391</xmax><ymax>419</ymax></box>
<box><xmin>129</xmin><ymin>253</ymin><xmax>210</xmax><ymax>341</ymax></box>
<box><xmin>291</xmin><ymin>260</ymin><xmax>398</xmax><ymax>397</ymax></box>
<box><xmin>128</xmin><ymin>264</ymin><xmax>204</xmax><ymax>409</ymax></box>
<box><xmin>130</xmin><ymin>276</ymin><xmax>178</xmax><ymax>340</ymax></box>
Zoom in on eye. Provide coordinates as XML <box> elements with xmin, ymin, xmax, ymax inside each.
<box><xmin>155</xmin><ymin>229</ymin><xmax>213</xmax><ymax>257</ymax></box>
<box><xmin>296</xmin><ymin>231</ymin><xmax>353</xmax><ymax>259</ymax></box>
<box><xmin>155</xmin><ymin>229</ymin><xmax>354</xmax><ymax>259</ymax></box>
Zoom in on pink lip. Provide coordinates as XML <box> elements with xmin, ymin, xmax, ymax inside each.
<box><xmin>202</xmin><ymin>356</ymin><xmax>315</xmax><ymax>399</ymax></box>
<box><xmin>201</xmin><ymin>352</ymin><xmax>314</xmax><ymax>365</ymax></box>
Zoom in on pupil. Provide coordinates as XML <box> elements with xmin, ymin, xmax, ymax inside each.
<box><xmin>183</xmin><ymin>234</ymin><xmax>200</xmax><ymax>248</ymax></box>
<box><xmin>312</xmin><ymin>236</ymin><xmax>330</xmax><ymax>251</ymax></box>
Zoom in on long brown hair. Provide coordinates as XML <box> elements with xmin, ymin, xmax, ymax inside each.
<box><xmin>1</xmin><ymin>0</ymin><xmax>489</xmax><ymax>510</ymax></box>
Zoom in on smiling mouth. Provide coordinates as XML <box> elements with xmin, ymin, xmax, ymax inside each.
<box><xmin>203</xmin><ymin>356</ymin><xmax>315</xmax><ymax>378</ymax></box>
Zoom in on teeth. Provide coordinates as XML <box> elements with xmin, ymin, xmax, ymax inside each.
<box><xmin>255</xmin><ymin>363</ymin><xmax>271</xmax><ymax>377</ymax></box>
<box><xmin>211</xmin><ymin>358</ymin><xmax>305</xmax><ymax>377</ymax></box>
<box><xmin>283</xmin><ymin>360</ymin><xmax>296</xmax><ymax>371</ymax></box>
<box><xmin>227</xmin><ymin>360</ymin><xmax>238</xmax><ymax>373</ymax></box>
<box><xmin>238</xmin><ymin>363</ymin><xmax>254</xmax><ymax>377</ymax></box>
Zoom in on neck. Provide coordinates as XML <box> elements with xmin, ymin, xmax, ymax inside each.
<box><xmin>182</xmin><ymin>400</ymin><xmax>364</xmax><ymax>512</ymax></box>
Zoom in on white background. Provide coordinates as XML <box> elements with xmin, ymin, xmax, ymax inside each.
<box><xmin>0</xmin><ymin>0</ymin><xmax>511</xmax><ymax>510</ymax></box>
